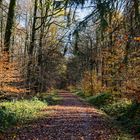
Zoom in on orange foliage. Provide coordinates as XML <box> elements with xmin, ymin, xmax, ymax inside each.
<box><xmin>0</xmin><ymin>53</ymin><xmax>29</xmax><ymax>98</ymax></box>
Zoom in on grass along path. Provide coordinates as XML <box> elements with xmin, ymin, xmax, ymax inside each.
<box><xmin>1</xmin><ymin>91</ymin><xmax>134</xmax><ymax>140</ymax></box>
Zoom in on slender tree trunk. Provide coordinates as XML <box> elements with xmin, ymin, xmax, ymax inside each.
<box><xmin>133</xmin><ymin>0</ymin><xmax>140</xmax><ymax>23</ymax></box>
<box><xmin>4</xmin><ymin>0</ymin><xmax>16</xmax><ymax>61</ymax></box>
<box><xmin>38</xmin><ymin>0</ymin><xmax>44</xmax><ymax>92</ymax></box>
<box><xmin>38</xmin><ymin>0</ymin><xmax>43</xmax><ymax>65</ymax></box>
<box><xmin>0</xmin><ymin>0</ymin><xmax>3</xmax><ymax>49</ymax></box>
<box><xmin>29</xmin><ymin>0</ymin><xmax>38</xmax><ymax>56</ymax></box>
<box><xmin>27</xmin><ymin>0</ymin><xmax>38</xmax><ymax>87</ymax></box>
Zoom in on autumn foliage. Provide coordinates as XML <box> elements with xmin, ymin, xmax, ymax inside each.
<box><xmin>81</xmin><ymin>71</ymin><xmax>103</xmax><ymax>96</ymax></box>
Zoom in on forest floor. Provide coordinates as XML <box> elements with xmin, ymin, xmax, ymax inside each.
<box><xmin>2</xmin><ymin>91</ymin><xmax>133</xmax><ymax>140</ymax></box>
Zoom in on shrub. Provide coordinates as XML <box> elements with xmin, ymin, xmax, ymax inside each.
<box><xmin>75</xmin><ymin>90</ymin><xmax>85</xmax><ymax>98</ymax></box>
<box><xmin>86</xmin><ymin>92</ymin><xmax>112</xmax><ymax>108</ymax></box>
<box><xmin>101</xmin><ymin>100</ymin><xmax>132</xmax><ymax>118</ymax></box>
<box><xmin>36</xmin><ymin>92</ymin><xmax>61</xmax><ymax>105</ymax></box>
<box><xmin>0</xmin><ymin>107</ymin><xmax>16</xmax><ymax>131</ymax></box>
<box><xmin>81</xmin><ymin>71</ymin><xmax>102</xmax><ymax>96</ymax></box>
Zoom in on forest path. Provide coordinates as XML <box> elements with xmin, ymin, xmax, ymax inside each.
<box><xmin>4</xmin><ymin>91</ymin><xmax>120</xmax><ymax>140</ymax></box>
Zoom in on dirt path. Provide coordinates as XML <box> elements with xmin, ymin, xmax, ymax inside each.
<box><xmin>3</xmin><ymin>91</ymin><xmax>121</xmax><ymax>140</ymax></box>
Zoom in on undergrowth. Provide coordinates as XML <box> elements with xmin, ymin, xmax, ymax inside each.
<box><xmin>74</xmin><ymin>90</ymin><xmax>140</xmax><ymax>138</ymax></box>
<box><xmin>0</xmin><ymin>90</ymin><xmax>61</xmax><ymax>132</ymax></box>
<box><xmin>0</xmin><ymin>99</ymin><xmax>47</xmax><ymax>132</ymax></box>
<box><xmin>36</xmin><ymin>92</ymin><xmax>61</xmax><ymax>105</ymax></box>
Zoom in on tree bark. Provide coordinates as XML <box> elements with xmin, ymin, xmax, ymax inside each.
<box><xmin>27</xmin><ymin>0</ymin><xmax>38</xmax><ymax>89</ymax></box>
<box><xmin>0</xmin><ymin>0</ymin><xmax>3</xmax><ymax>48</ymax></box>
<box><xmin>4</xmin><ymin>0</ymin><xmax>16</xmax><ymax>58</ymax></box>
<box><xmin>28</xmin><ymin>0</ymin><xmax>38</xmax><ymax>56</ymax></box>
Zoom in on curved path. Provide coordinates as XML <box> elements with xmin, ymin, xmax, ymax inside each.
<box><xmin>3</xmin><ymin>91</ymin><xmax>121</xmax><ymax>140</ymax></box>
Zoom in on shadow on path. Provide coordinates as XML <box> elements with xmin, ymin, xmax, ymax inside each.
<box><xmin>3</xmin><ymin>91</ymin><xmax>120</xmax><ymax>140</ymax></box>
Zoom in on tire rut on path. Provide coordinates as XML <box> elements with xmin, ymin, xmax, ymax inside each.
<box><xmin>3</xmin><ymin>91</ymin><xmax>119</xmax><ymax>140</ymax></box>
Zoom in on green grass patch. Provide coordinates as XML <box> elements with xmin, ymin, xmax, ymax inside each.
<box><xmin>0</xmin><ymin>90</ymin><xmax>62</xmax><ymax>132</ymax></box>
<box><xmin>0</xmin><ymin>99</ymin><xmax>47</xmax><ymax>132</ymax></box>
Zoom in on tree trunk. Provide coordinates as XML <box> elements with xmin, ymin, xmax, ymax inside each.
<box><xmin>28</xmin><ymin>0</ymin><xmax>38</xmax><ymax>56</ymax></box>
<box><xmin>0</xmin><ymin>0</ymin><xmax>3</xmax><ymax>48</ymax></box>
<box><xmin>133</xmin><ymin>0</ymin><xmax>140</xmax><ymax>23</ymax></box>
<box><xmin>4</xmin><ymin>0</ymin><xmax>16</xmax><ymax>61</ymax></box>
<box><xmin>27</xmin><ymin>0</ymin><xmax>38</xmax><ymax>89</ymax></box>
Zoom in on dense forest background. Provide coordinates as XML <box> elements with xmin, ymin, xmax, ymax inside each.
<box><xmin>0</xmin><ymin>0</ymin><xmax>139</xmax><ymax>101</ymax></box>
